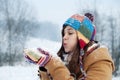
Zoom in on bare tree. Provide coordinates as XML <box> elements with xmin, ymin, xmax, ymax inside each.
<box><xmin>113</xmin><ymin>13</ymin><xmax>120</xmax><ymax>76</ymax></box>
<box><xmin>114</xmin><ymin>36</ymin><xmax>120</xmax><ymax>76</ymax></box>
<box><xmin>107</xmin><ymin>16</ymin><xmax>116</xmax><ymax>59</ymax></box>
<box><xmin>0</xmin><ymin>0</ymin><xmax>35</xmax><ymax>65</ymax></box>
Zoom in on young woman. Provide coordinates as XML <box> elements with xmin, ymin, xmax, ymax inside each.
<box><xmin>24</xmin><ymin>13</ymin><xmax>115</xmax><ymax>80</ymax></box>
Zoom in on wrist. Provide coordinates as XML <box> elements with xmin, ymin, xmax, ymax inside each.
<box><xmin>38</xmin><ymin>55</ymin><xmax>52</xmax><ymax>67</ymax></box>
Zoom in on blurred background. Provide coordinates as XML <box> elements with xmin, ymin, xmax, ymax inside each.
<box><xmin>0</xmin><ymin>0</ymin><xmax>120</xmax><ymax>80</ymax></box>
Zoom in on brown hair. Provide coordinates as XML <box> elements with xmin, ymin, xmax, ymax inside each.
<box><xmin>57</xmin><ymin>26</ymin><xmax>81</xmax><ymax>75</ymax></box>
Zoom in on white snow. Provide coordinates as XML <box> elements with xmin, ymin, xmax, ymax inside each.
<box><xmin>0</xmin><ymin>65</ymin><xmax>119</xmax><ymax>80</ymax></box>
<box><xmin>112</xmin><ymin>76</ymin><xmax>120</xmax><ymax>80</ymax></box>
<box><xmin>0</xmin><ymin>65</ymin><xmax>39</xmax><ymax>80</ymax></box>
<box><xmin>0</xmin><ymin>38</ymin><xmax>119</xmax><ymax>80</ymax></box>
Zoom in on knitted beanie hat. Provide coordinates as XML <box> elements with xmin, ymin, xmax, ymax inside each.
<box><xmin>63</xmin><ymin>14</ymin><xmax>96</xmax><ymax>49</ymax></box>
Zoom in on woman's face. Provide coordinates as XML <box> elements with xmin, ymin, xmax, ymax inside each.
<box><xmin>63</xmin><ymin>26</ymin><xmax>78</xmax><ymax>53</ymax></box>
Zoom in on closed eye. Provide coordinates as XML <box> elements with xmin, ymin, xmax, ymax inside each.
<box><xmin>69</xmin><ymin>32</ymin><xmax>73</xmax><ymax>35</ymax></box>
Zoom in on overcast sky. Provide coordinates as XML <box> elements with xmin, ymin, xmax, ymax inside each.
<box><xmin>26</xmin><ymin>0</ymin><xmax>120</xmax><ymax>26</ymax></box>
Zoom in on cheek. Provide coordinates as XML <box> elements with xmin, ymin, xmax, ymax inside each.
<box><xmin>66</xmin><ymin>37</ymin><xmax>78</xmax><ymax>52</ymax></box>
<box><xmin>70</xmin><ymin>38</ymin><xmax>77</xmax><ymax>48</ymax></box>
<box><xmin>71</xmin><ymin>34</ymin><xmax>78</xmax><ymax>45</ymax></box>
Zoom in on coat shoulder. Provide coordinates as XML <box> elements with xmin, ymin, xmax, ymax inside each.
<box><xmin>84</xmin><ymin>46</ymin><xmax>114</xmax><ymax>71</ymax></box>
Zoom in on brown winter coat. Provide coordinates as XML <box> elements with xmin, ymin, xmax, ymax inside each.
<box><xmin>39</xmin><ymin>46</ymin><xmax>115</xmax><ymax>80</ymax></box>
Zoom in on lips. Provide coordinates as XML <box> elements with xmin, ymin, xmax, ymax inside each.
<box><xmin>63</xmin><ymin>43</ymin><xmax>67</xmax><ymax>47</ymax></box>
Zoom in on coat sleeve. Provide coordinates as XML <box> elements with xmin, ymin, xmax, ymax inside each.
<box><xmin>45</xmin><ymin>57</ymin><xmax>74</xmax><ymax>80</ymax></box>
<box><xmin>86</xmin><ymin>60</ymin><xmax>113</xmax><ymax>80</ymax></box>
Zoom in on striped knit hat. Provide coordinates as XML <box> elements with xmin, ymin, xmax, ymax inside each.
<box><xmin>63</xmin><ymin>14</ymin><xmax>96</xmax><ymax>49</ymax></box>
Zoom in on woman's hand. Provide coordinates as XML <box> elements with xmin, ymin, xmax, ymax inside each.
<box><xmin>24</xmin><ymin>48</ymin><xmax>52</xmax><ymax>67</ymax></box>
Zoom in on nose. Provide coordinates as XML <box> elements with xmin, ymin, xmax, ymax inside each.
<box><xmin>63</xmin><ymin>34</ymin><xmax>68</xmax><ymax>40</ymax></box>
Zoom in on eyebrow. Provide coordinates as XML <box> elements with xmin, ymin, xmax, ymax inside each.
<box><xmin>64</xmin><ymin>28</ymin><xmax>74</xmax><ymax>33</ymax></box>
<box><xmin>66</xmin><ymin>28</ymin><xmax>73</xmax><ymax>30</ymax></box>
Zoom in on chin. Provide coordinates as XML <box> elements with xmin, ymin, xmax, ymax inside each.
<box><xmin>64</xmin><ymin>49</ymin><xmax>70</xmax><ymax>53</ymax></box>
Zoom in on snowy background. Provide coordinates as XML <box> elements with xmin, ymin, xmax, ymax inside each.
<box><xmin>0</xmin><ymin>38</ymin><xmax>119</xmax><ymax>80</ymax></box>
<box><xmin>0</xmin><ymin>0</ymin><xmax>120</xmax><ymax>80</ymax></box>
<box><xmin>0</xmin><ymin>38</ymin><xmax>60</xmax><ymax>80</ymax></box>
